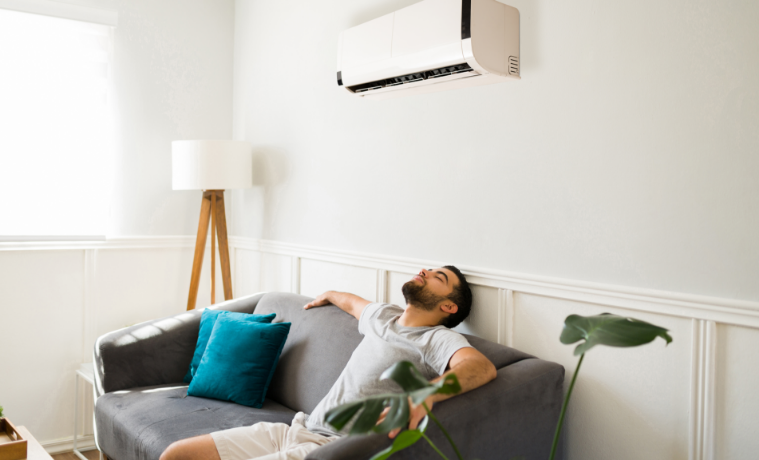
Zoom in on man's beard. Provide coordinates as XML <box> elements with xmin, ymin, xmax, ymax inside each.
<box><xmin>402</xmin><ymin>280</ymin><xmax>448</xmax><ymax>311</ymax></box>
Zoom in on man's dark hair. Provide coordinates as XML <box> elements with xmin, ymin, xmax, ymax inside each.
<box><xmin>441</xmin><ymin>265</ymin><xmax>472</xmax><ymax>329</ymax></box>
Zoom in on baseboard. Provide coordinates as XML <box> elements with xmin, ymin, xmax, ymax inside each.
<box><xmin>41</xmin><ymin>435</ymin><xmax>96</xmax><ymax>455</ymax></box>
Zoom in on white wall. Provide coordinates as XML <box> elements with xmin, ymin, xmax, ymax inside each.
<box><xmin>109</xmin><ymin>0</ymin><xmax>235</xmax><ymax>235</ymax></box>
<box><xmin>230</xmin><ymin>1</ymin><xmax>759</xmax><ymax>459</ymax></box>
<box><xmin>230</xmin><ymin>0</ymin><xmax>759</xmax><ymax>302</ymax></box>
<box><xmin>0</xmin><ymin>0</ymin><xmax>235</xmax><ymax>448</ymax></box>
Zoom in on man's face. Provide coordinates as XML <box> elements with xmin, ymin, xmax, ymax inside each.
<box><xmin>402</xmin><ymin>267</ymin><xmax>457</xmax><ymax>311</ymax></box>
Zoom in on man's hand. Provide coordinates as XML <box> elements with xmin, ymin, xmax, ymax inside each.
<box><xmin>303</xmin><ymin>291</ymin><xmax>371</xmax><ymax>320</ymax></box>
<box><xmin>377</xmin><ymin>396</ymin><xmax>434</xmax><ymax>439</ymax></box>
<box><xmin>304</xmin><ymin>291</ymin><xmax>333</xmax><ymax>310</ymax></box>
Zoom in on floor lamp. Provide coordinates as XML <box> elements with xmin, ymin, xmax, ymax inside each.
<box><xmin>172</xmin><ymin>140</ymin><xmax>253</xmax><ymax>310</ymax></box>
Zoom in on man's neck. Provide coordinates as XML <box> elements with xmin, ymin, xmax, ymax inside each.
<box><xmin>397</xmin><ymin>305</ymin><xmax>441</xmax><ymax>328</ymax></box>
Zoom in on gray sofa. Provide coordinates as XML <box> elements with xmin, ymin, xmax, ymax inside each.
<box><xmin>93</xmin><ymin>292</ymin><xmax>564</xmax><ymax>460</ymax></box>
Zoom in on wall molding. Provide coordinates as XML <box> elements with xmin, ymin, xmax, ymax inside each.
<box><xmin>228</xmin><ymin>237</ymin><xmax>759</xmax><ymax>329</ymax></box>
<box><xmin>497</xmin><ymin>289</ymin><xmax>515</xmax><ymax>347</ymax></box>
<box><xmin>0</xmin><ymin>236</ymin><xmax>197</xmax><ymax>252</ymax></box>
<box><xmin>0</xmin><ymin>0</ymin><xmax>118</xmax><ymax>27</ymax></box>
<box><xmin>82</xmin><ymin>249</ymin><xmax>97</xmax><ymax>363</ymax></box>
<box><xmin>376</xmin><ymin>269</ymin><xmax>388</xmax><ymax>303</ymax></box>
<box><xmin>41</xmin><ymin>435</ymin><xmax>95</xmax><ymax>455</ymax></box>
<box><xmin>5</xmin><ymin>235</ymin><xmax>757</xmax><ymax>329</ymax></box>
<box><xmin>689</xmin><ymin>319</ymin><xmax>716</xmax><ymax>460</ymax></box>
<box><xmin>290</xmin><ymin>256</ymin><xmax>301</xmax><ymax>295</ymax></box>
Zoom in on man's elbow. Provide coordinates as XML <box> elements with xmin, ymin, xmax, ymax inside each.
<box><xmin>485</xmin><ymin>360</ymin><xmax>497</xmax><ymax>382</ymax></box>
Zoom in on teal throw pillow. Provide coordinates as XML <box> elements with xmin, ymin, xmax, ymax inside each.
<box><xmin>184</xmin><ymin>310</ymin><xmax>276</xmax><ymax>383</ymax></box>
<box><xmin>187</xmin><ymin>316</ymin><xmax>291</xmax><ymax>408</ymax></box>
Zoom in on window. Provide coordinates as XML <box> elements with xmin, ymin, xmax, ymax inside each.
<box><xmin>0</xmin><ymin>7</ymin><xmax>113</xmax><ymax>240</ymax></box>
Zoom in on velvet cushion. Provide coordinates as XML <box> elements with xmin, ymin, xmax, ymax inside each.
<box><xmin>184</xmin><ymin>310</ymin><xmax>276</xmax><ymax>383</ymax></box>
<box><xmin>187</xmin><ymin>316</ymin><xmax>291</xmax><ymax>408</ymax></box>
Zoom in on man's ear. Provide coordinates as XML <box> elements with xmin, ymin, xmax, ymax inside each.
<box><xmin>440</xmin><ymin>302</ymin><xmax>458</xmax><ymax>315</ymax></box>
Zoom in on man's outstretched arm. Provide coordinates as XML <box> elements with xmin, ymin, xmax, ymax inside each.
<box><xmin>304</xmin><ymin>291</ymin><xmax>372</xmax><ymax>320</ymax></box>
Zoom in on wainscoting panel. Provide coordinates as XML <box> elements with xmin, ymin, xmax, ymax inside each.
<box><xmin>453</xmin><ymin>284</ymin><xmax>500</xmax><ymax>343</ymax></box>
<box><xmin>0</xmin><ymin>250</ymin><xmax>85</xmax><ymax>443</ymax></box>
<box><xmin>234</xmin><ymin>248</ymin><xmax>263</xmax><ymax>297</ymax></box>
<box><xmin>387</xmin><ymin>271</ymin><xmax>412</xmax><ymax>307</ymax></box>
<box><xmin>299</xmin><ymin>259</ymin><xmax>377</xmax><ymax>301</ymax></box>
<box><xmin>261</xmin><ymin>252</ymin><xmax>293</xmax><ymax>294</ymax></box>
<box><xmin>714</xmin><ymin>324</ymin><xmax>759</xmax><ymax>460</ymax></box>
<box><xmin>235</xmin><ymin>250</ymin><xmax>292</xmax><ymax>296</ymax></box>
<box><xmin>513</xmin><ymin>292</ymin><xmax>693</xmax><ymax>460</ymax></box>
<box><xmin>93</xmin><ymin>248</ymin><xmax>196</xmax><ymax>342</ymax></box>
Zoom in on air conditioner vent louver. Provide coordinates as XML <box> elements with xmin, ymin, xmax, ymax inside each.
<box><xmin>349</xmin><ymin>63</ymin><xmax>474</xmax><ymax>94</ymax></box>
<box><xmin>508</xmin><ymin>56</ymin><xmax>519</xmax><ymax>76</ymax></box>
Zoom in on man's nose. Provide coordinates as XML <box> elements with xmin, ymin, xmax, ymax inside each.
<box><xmin>419</xmin><ymin>269</ymin><xmax>429</xmax><ymax>278</ymax></box>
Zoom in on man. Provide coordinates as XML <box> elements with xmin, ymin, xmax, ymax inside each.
<box><xmin>161</xmin><ymin>266</ymin><xmax>497</xmax><ymax>460</ymax></box>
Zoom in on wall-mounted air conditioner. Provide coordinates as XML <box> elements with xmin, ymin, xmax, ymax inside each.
<box><xmin>337</xmin><ymin>0</ymin><xmax>520</xmax><ymax>100</ymax></box>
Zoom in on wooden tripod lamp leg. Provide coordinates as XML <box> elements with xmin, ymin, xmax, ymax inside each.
<box><xmin>214</xmin><ymin>191</ymin><xmax>234</xmax><ymax>300</ymax></box>
<box><xmin>211</xmin><ymin>193</ymin><xmax>217</xmax><ymax>304</ymax></box>
<box><xmin>187</xmin><ymin>191</ymin><xmax>212</xmax><ymax>311</ymax></box>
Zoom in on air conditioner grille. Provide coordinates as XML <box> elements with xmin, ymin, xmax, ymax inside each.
<box><xmin>508</xmin><ymin>56</ymin><xmax>519</xmax><ymax>76</ymax></box>
<box><xmin>348</xmin><ymin>63</ymin><xmax>474</xmax><ymax>94</ymax></box>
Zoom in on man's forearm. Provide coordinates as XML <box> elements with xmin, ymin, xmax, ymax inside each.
<box><xmin>429</xmin><ymin>354</ymin><xmax>497</xmax><ymax>404</ymax></box>
<box><xmin>321</xmin><ymin>291</ymin><xmax>371</xmax><ymax>318</ymax></box>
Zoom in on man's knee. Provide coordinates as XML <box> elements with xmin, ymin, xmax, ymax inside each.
<box><xmin>160</xmin><ymin>435</ymin><xmax>219</xmax><ymax>460</ymax></box>
<box><xmin>159</xmin><ymin>441</ymin><xmax>181</xmax><ymax>460</ymax></box>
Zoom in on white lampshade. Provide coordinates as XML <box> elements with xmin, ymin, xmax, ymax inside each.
<box><xmin>172</xmin><ymin>140</ymin><xmax>253</xmax><ymax>190</ymax></box>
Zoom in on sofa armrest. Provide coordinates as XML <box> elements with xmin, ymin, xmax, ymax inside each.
<box><xmin>306</xmin><ymin>358</ymin><xmax>564</xmax><ymax>460</ymax></box>
<box><xmin>93</xmin><ymin>293</ymin><xmax>266</xmax><ymax>396</ymax></box>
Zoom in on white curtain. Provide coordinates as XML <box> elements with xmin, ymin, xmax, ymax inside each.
<box><xmin>0</xmin><ymin>8</ymin><xmax>112</xmax><ymax>239</ymax></box>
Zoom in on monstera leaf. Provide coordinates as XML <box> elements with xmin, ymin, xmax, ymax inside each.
<box><xmin>560</xmin><ymin>313</ymin><xmax>673</xmax><ymax>356</ymax></box>
<box><xmin>325</xmin><ymin>361</ymin><xmax>463</xmax><ymax>460</ymax></box>
<box><xmin>370</xmin><ymin>416</ymin><xmax>429</xmax><ymax>460</ymax></box>
<box><xmin>325</xmin><ymin>361</ymin><xmax>460</xmax><ymax>435</ymax></box>
<box><xmin>550</xmin><ymin>313</ymin><xmax>673</xmax><ymax>460</ymax></box>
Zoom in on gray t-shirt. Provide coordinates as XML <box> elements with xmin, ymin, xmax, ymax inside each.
<box><xmin>305</xmin><ymin>302</ymin><xmax>471</xmax><ymax>436</ymax></box>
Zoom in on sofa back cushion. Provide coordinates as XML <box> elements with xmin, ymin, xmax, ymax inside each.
<box><xmin>254</xmin><ymin>292</ymin><xmax>364</xmax><ymax>414</ymax></box>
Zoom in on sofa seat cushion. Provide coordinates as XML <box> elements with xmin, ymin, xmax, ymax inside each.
<box><xmin>95</xmin><ymin>383</ymin><xmax>296</xmax><ymax>460</ymax></box>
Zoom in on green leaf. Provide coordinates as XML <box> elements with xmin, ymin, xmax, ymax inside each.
<box><xmin>560</xmin><ymin>313</ymin><xmax>673</xmax><ymax>356</ymax></box>
<box><xmin>325</xmin><ymin>393</ymin><xmax>405</xmax><ymax>433</ymax></box>
<box><xmin>326</xmin><ymin>361</ymin><xmax>462</xmax><ymax>440</ymax></box>
<box><xmin>408</xmin><ymin>374</ymin><xmax>461</xmax><ymax>405</ymax></box>
<box><xmin>373</xmin><ymin>394</ymin><xmax>410</xmax><ymax>433</ymax></box>
<box><xmin>324</xmin><ymin>400</ymin><xmax>363</xmax><ymax>431</ymax></box>
<box><xmin>380</xmin><ymin>361</ymin><xmax>429</xmax><ymax>392</ymax></box>
<box><xmin>350</xmin><ymin>398</ymin><xmax>388</xmax><ymax>435</ymax></box>
<box><xmin>369</xmin><ymin>416</ymin><xmax>429</xmax><ymax>460</ymax></box>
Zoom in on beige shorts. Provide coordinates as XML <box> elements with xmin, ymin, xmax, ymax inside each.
<box><xmin>210</xmin><ymin>412</ymin><xmax>339</xmax><ymax>460</ymax></box>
